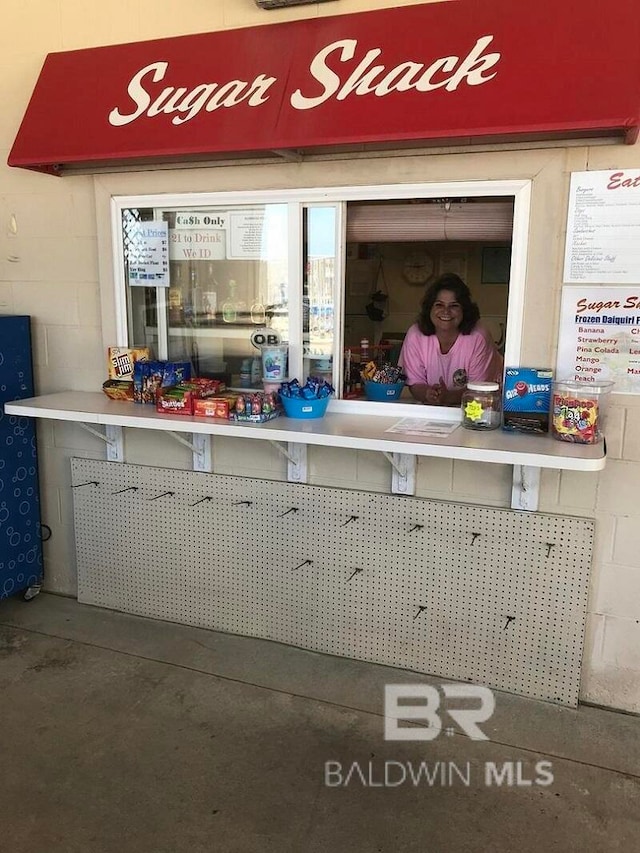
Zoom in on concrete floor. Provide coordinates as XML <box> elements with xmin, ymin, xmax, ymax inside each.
<box><xmin>0</xmin><ymin>594</ymin><xmax>639</xmax><ymax>853</ymax></box>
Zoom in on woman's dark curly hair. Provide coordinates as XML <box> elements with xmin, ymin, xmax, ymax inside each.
<box><xmin>417</xmin><ymin>273</ymin><xmax>480</xmax><ymax>336</ymax></box>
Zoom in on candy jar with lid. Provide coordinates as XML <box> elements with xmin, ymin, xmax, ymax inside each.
<box><xmin>461</xmin><ymin>381</ymin><xmax>501</xmax><ymax>430</ymax></box>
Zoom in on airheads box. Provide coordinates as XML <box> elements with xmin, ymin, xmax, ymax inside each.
<box><xmin>502</xmin><ymin>368</ymin><xmax>553</xmax><ymax>434</ymax></box>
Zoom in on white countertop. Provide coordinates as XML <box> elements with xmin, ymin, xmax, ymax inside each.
<box><xmin>4</xmin><ymin>391</ymin><xmax>606</xmax><ymax>471</ymax></box>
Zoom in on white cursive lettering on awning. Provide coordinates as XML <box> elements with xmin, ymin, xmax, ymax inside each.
<box><xmin>290</xmin><ymin>35</ymin><xmax>500</xmax><ymax>109</ymax></box>
<box><xmin>108</xmin><ymin>35</ymin><xmax>500</xmax><ymax>128</ymax></box>
<box><xmin>108</xmin><ymin>61</ymin><xmax>277</xmax><ymax>126</ymax></box>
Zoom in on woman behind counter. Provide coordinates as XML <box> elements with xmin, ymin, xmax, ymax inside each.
<box><xmin>399</xmin><ymin>273</ymin><xmax>502</xmax><ymax>406</ymax></box>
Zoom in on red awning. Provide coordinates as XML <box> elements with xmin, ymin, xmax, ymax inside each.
<box><xmin>9</xmin><ymin>0</ymin><xmax>640</xmax><ymax>175</ymax></box>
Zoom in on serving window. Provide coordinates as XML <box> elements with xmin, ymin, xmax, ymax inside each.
<box><xmin>111</xmin><ymin>180</ymin><xmax>530</xmax><ymax>408</ymax></box>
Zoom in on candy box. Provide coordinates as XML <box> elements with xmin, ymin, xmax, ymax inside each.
<box><xmin>185</xmin><ymin>378</ymin><xmax>226</xmax><ymax>397</ymax></box>
<box><xmin>102</xmin><ymin>380</ymin><xmax>134</xmax><ymax>401</ymax></box>
<box><xmin>229</xmin><ymin>391</ymin><xmax>280</xmax><ymax>423</ymax></box>
<box><xmin>134</xmin><ymin>360</ymin><xmax>165</xmax><ymax>404</ymax></box>
<box><xmin>133</xmin><ymin>360</ymin><xmax>192</xmax><ymax>404</ymax></box>
<box><xmin>193</xmin><ymin>397</ymin><xmax>233</xmax><ymax>419</ymax></box>
<box><xmin>156</xmin><ymin>379</ymin><xmax>229</xmax><ymax>415</ymax></box>
<box><xmin>162</xmin><ymin>361</ymin><xmax>191</xmax><ymax>388</ymax></box>
<box><xmin>107</xmin><ymin>347</ymin><xmax>150</xmax><ymax>381</ymax></box>
<box><xmin>155</xmin><ymin>386</ymin><xmax>196</xmax><ymax>415</ymax></box>
<box><xmin>502</xmin><ymin>367</ymin><xmax>553</xmax><ymax>434</ymax></box>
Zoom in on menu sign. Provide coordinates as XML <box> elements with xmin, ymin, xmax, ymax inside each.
<box><xmin>127</xmin><ymin>220</ymin><xmax>169</xmax><ymax>286</ymax></box>
<box><xmin>564</xmin><ymin>170</ymin><xmax>640</xmax><ymax>284</ymax></box>
<box><xmin>556</xmin><ymin>286</ymin><xmax>640</xmax><ymax>393</ymax></box>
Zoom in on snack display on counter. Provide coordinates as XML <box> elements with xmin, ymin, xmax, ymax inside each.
<box><xmin>279</xmin><ymin>377</ymin><xmax>334</xmax><ymax>419</ymax></box>
<box><xmin>101</xmin><ymin>345</ymin><xmax>284</xmax><ymax>424</ymax></box>
<box><xmin>502</xmin><ymin>367</ymin><xmax>553</xmax><ymax>434</ymax></box>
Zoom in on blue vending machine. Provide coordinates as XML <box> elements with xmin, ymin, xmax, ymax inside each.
<box><xmin>0</xmin><ymin>316</ymin><xmax>44</xmax><ymax>600</ymax></box>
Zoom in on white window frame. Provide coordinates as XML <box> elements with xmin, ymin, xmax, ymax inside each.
<box><xmin>110</xmin><ymin>179</ymin><xmax>531</xmax><ymax>415</ymax></box>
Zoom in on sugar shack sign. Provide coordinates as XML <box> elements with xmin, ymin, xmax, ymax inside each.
<box><xmin>108</xmin><ymin>35</ymin><xmax>500</xmax><ymax>129</ymax></box>
<box><xmin>9</xmin><ymin>0</ymin><xmax>640</xmax><ymax>175</ymax></box>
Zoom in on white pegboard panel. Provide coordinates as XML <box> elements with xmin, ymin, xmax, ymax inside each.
<box><xmin>71</xmin><ymin>459</ymin><xmax>594</xmax><ymax>706</ymax></box>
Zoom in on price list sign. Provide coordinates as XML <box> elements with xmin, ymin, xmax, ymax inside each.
<box><xmin>556</xmin><ymin>286</ymin><xmax>640</xmax><ymax>394</ymax></box>
<box><xmin>564</xmin><ymin>170</ymin><xmax>640</xmax><ymax>284</ymax></box>
<box><xmin>127</xmin><ymin>220</ymin><xmax>169</xmax><ymax>286</ymax></box>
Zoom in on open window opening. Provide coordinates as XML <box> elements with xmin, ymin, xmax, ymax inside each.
<box><xmin>342</xmin><ymin>197</ymin><xmax>514</xmax><ymax>400</ymax></box>
<box><xmin>112</xmin><ymin>180</ymin><xmax>528</xmax><ymax>411</ymax></box>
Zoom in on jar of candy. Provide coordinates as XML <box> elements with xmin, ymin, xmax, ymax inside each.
<box><xmin>461</xmin><ymin>382</ymin><xmax>501</xmax><ymax>430</ymax></box>
<box><xmin>551</xmin><ymin>379</ymin><xmax>614</xmax><ymax>444</ymax></box>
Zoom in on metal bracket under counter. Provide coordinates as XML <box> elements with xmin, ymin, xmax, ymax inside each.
<box><xmin>165</xmin><ymin>431</ymin><xmax>213</xmax><ymax>473</ymax></box>
<box><xmin>73</xmin><ymin>427</ymin><xmax>538</xmax><ymax>505</ymax></box>
<box><xmin>383</xmin><ymin>452</ymin><xmax>417</xmax><ymax>495</ymax></box>
<box><xmin>77</xmin><ymin>423</ymin><xmax>124</xmax><ymax>463</ymax></box>
<box><xmin>5</xmin><ymin>391</ymin><xmax>605</xmax><ymax>511</ymax></box>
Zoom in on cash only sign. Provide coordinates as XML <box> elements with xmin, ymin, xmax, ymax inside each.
<box><xmin>9</xmin><ymin>0</ymin><xmax>640</xmax><ymax>174</ymax></box>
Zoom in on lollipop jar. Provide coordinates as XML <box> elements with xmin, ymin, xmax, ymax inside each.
<box><xmin>461</xmin><ymin>382</ymin><xmax>501</xmax><ymax>430</ymax></box>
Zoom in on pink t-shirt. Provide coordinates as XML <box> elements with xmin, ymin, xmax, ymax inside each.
<box><xmin>399</xmin><ymin>324</ymin><xmax>500</xmax><ymax>390</ymax></box>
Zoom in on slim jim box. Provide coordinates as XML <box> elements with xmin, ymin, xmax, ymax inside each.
<box><xmin>502</xmin><ymin>368</ymin><xmax>553</xmax><ymax>434</ymax></box>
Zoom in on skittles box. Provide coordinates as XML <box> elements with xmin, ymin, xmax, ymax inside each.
<box><xmin>502</xmin><ymin>367</ymin><xmax>553</xmax><ymax>434</ymax></box>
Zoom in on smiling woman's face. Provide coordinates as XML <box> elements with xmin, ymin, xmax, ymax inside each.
<box><xmin>430</xmin><ymin>289</ymin><xmax>463</xmax><ymax>335</ymax></box>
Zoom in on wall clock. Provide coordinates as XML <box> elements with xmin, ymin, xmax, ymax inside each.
<box><xmin>402</xmin><ymin>250</ymin><xmax>435</xmax><ymax>285</ymax></box>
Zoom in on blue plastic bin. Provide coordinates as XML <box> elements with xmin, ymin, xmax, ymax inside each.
<box><xmin>364</xmin><ymin>380</ymin><xmax>405</xmax><ymax>402</ymax></box>
<box><xmin>279</xmin><ymin>394</ymin><xmax>330</xmax><ymax>419</ymax></box>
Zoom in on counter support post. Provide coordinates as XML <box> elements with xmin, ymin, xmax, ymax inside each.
<box><xmin>78</xmin><ymin>423</ymin><xmax>124</xmax><ymax>462</ymax></box>
<box><xmin>511</xmin><ymin>465</ymin><xmax>541</xmax><ymax>511</ymax></box>
<box><xmin>287</xmin><ymin>443</ymin><xmax>307</xmax><ymax>483</ymax></box>
<box><xmin>105</xmin><ymin>425</ymin><xmax>124</xmax><ymax>462</ymax></box>
<box><xmin>383</xmin><ymin>452</ymin><xmax>416</xmax><ymax>495</ymax></box>
<box><xmin>268</xmin><ymin>441</ymin><xmax>308</xmax><ymax>483</ymax></box>
<box><xmin>165</xmin><ymin>431</ymin><xmax>212</xmax><ymax>472</ymax></box>
<box><xmin>192</xmin><ymin>433</ymin><xmax>213</xmax><ymax>473</ymax></box>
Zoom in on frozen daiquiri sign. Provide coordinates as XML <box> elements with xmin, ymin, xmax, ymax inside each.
<box><xmin>8</xmin><ymin>0</ymin><xmax>640</xmax><ymax>174</ymax></box>
<box><xmin>557</xmin><ymin>287</ymin><xmax>640</xmax><ymax>394</ymax></box>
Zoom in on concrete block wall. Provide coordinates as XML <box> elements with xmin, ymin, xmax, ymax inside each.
<box><xmin>581</xmin><ymin>399</ymin><xmax>640</xmax><ymax>711</ymax></box>
<box><xmin>1</xmin><ymin>0</ymin><xmax>640</xmax><ymax>713</ymax></box>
